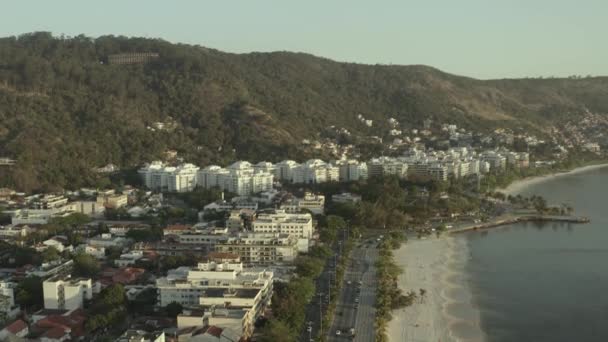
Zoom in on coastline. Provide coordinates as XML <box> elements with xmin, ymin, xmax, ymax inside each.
<box><xmin>498</xmin><ymin>163</ymin><xmax>608</xmax><ymax>195</ymax></box>
<box><xmin>387</xmin><ymin>235</ymin><xmax>485</xmax><ymax>342</ymax></box>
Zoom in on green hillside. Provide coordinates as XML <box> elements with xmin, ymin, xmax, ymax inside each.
<box><xmin>0</xmin><ymin>32</ymin><xmax>607</xmax><ymax>191</ymax></box>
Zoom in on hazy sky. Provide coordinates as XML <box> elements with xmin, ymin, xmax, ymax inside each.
<box><xmin>1</xmin><ymin>0</ymin><xmax>606</xmax><ymax>79</ymax></box>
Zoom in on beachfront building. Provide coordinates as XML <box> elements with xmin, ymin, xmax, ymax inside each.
<box><xmin>155</xmin><ymin>255</ymin><xmax>273</xmax><ymax>339</ymax></box>
<box><xmin>213</xmin><ymin>233</ymin><xmax>299</xmax><ymax>265</ymax></box>
<box><xmin>252</xmin><ymin>210</ymin><xmax>313</xmax><ymax>239</ymax></box>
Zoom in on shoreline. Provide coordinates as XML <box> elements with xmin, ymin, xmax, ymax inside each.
<box><xmin>387</xmin><ymin>235</ymin><xmax>485</xmax><ymax>342</ymax></box>
<box><xmin>498</xmin><ymin>163</ymin><xmax>608</xmax><ymax>195</ymax></box>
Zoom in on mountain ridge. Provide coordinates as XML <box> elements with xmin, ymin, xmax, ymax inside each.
<box><xmin>0</xmin><ymin>32</ymin><xmax>607</xmax><ymax>191</ymax></box>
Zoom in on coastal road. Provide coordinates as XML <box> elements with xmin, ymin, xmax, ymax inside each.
<box><xmin>326</xmin><ymin>243</ymin><xmax>378</xmax><ymax>342</ymax></box>
<box><xmin>299</xmin><ymin>230</ymin><xmax>348</xmax><ymax>342</ymax></box>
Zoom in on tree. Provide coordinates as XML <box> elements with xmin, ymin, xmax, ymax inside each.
<box><xmin>165</xmin><ymin>302</ymin><xmax>183</xmax><ymax>318</ymax></box>
<box><xmin>15</xmin><ymin>276</ymin><xmax>43</xmax><ymax>309</ymax></box>
<box><xmin>41</xmin><ymin>246</ymin><xmax>61</xmax><ymax>262</ymax></box>
<box><xmin>73</xmin><ymin>252</ymin><xmax>100</xmax><ymax>277</ymax></box>
<box><xmin>258</xmin><ymin>320</ymin><xmax>295</xmax><ymax>342</ymax></box>
<box><xmin>295</xmin><ymin>256</ymin><xmax>324</xmax><ymax>278</ymax></box>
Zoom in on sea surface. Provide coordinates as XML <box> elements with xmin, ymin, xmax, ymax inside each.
<box><xmin>464</xmin><ymin>166</ymin><xmax>608</xmax><ymax>342</ymax></box>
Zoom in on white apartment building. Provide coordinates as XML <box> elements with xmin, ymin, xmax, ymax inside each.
<box><xmin>168</xmin><ymin>163</ymin><xmax>200</xmax><ymax>192</ymax></box>
<box><xmin>335</xmin><ymin>160</ymin><xmax>368</xmax><ymax>182</ymax></box>
<box><xmin>291</xmin><ymin>159</ymin><xmax>339</xmax><ymax>184</ymax></box>
<box><xmin>368</xmin><ymin>157</ymin><xmax>408</xmax><ymax>178</ymax></box>
<box><xmin>139</xmin><ymin>162</ymin><xmax>199</xmax><ymax>192</ymax></box>
<box><xmin>480</xmin><ymin>152</ymin><xmax>507</xmax><ymax>171</ymax></box>
<box><xmin>197</xmin><ymin>165</ymin><xmax>229</xmax><ymax>189</ymax></box>
<box><xmin>197</xmin><ymin>162</ymin><xmax>274</xmax><ymax>196</ymax></box>
<box><xmin>274</xmin><ymin>160</ymin><xmax>300</xmax><ymax>182</ymax></box>
<box><xmin>252</xmin><ymin>210</ymin><xmax>313</xmax><ymax>239</ymax></box>
<box><xmin>43</xmin><ymin>276</ymin><xmax>93</xmax><ymax>310</ymax></box>
<box><xmin>214</xmin><ymin>233</ymin><xmax>299</xmax><ymax>265</ymax></box>
<box><xmin>156</xmin><ymin>258</ymin><xmax>273</xmax><ymax>339</ymax></box>
<box><xmin>138</xmin><ymin>161</ymin><xmax>175</xmax><ymax>191</ymax></box>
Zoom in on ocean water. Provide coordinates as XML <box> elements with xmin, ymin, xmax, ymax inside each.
<box><xmin>465</xmin><ymin>166</ymin><xmax>608</xmax><ymax>342</ymax></box>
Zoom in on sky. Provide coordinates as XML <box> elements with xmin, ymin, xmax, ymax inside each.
<box><xmin>1</xmin><ymin>0</ymin><xmax>606</xmax><ymax>79</ymax></box>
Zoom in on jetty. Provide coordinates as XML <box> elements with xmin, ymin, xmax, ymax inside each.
<box><xmin>449</xmin><ymin>214</ymin><xmax>590</xmax><ymax>234</ymax></box>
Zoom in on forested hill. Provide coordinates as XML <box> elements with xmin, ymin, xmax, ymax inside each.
<box><xmin>1</xmin><ymin>32</ymin><xmax>608</xmax><ymax>192</ymax></box>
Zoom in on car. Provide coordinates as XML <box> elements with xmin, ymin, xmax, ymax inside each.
<box><xmin>347</xmin><ymin>280</ymin><xmax>352</xmax><ymax>285</ymax></box>
<box><xmin>355</xmin><ymin>298</ymin><xmax>359</xmax><ymax>303</ymax></box>
<box><xmin>358</xmin><ymin>280</ymin><xmax>363</xmax><ymax>285</ymax></box>
<box><xmin>336</xmin><ymin>330</ymin><xmax>341</xmax><ymax>336</ymax></box>
<box><xmin>307</xmin><ymin>326</ymin><xmax>312</xmax><ymax>332</ymax></box>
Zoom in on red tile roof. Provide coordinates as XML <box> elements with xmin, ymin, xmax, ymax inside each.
<box><xmin>206</xmin><ymin>325</ymin><xmax>223</xmax><ymax>338</ymax></box>
<box><xmin>112</xmin><ymin>267</ymin><xmax>145</xmax><ymax>284</ymax></box>
<box><xmin>41</xmin><ymin>326</ymin><xmax>68</xmax><ymax>339</ymax></box>
<box><xmin>4</xmin><ymin>319</ymin><xmax>27</xmax><ymax>334</ymax></box>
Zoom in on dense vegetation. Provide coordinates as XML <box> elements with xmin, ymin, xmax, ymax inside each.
<box><xmin>1</xmin><ymin>32</ymin><xmax>608</xmax><ymax>191</ymax></box>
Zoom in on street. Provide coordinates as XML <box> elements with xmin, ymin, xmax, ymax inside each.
<box><xmin>326</xmin><ymin>242</ymin><xmax>379</xmax><ymax>342</ymax></box>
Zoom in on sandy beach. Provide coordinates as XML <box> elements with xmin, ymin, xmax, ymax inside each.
<box><xmin>499</xmin><ymin>163</ymin><xmax>608</xmax><ymax>195</ymax></box>
<box><xmin>387</xmin><ymin>236</ymin><xmax>485</xmax><ymax>342</ymax></box>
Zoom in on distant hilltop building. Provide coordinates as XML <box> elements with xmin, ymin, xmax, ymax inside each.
<box><xmin>107</xmin><ymin>52</ymin><xmax>159</xmax><ymax>65</ymax></box>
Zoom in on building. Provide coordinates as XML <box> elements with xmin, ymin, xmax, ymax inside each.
<box><xmin>43</xmin><ymin>276</ymin><xmax>93</xmax><ymax>310</ymax></box>
<box><xmin>115</xmin><ymin>330</ymin><xmax>165</xmax><ymax>342</ymax></box>
<box><xmin>332</xmin><ymin>192</ymin><xmax>362</xmax><ymax>204</ymax></box>
<box><xmin>0</xmin><ymin>280</ymin><xmax>19</xmax><ymax>320</ymax></box>
<box><xmin>169</xmin><ymin>164</ymin><xmax>200</xmax><ymax>192</ymax></box>
<box><xmin>252</xmin><ymin>210</ymin><xmax>313</xmax><ymax>239</ymax></box>
<box><xmin>0</xmin><ymin>319</ymin><xmax>29</xmax><ymax>340</ymax></box>
<box><xmin>0</xmin><ymin>224</ymin><xmax>33</xmax><ymax>239</ymax></box>
<box><xmin>214</xmin><ymin>233</ymin><xmax>299</xmax><ymax>265</ymax></box>
<box><xmin>197</xmin><ymin>162</ymin><xmax>274</xmax><ymax>196</ymax></box>
<box><xmin>97</xmin><ymin>192</ymin><xmax>128</xmax><ymax>209</ymax></box>
<box><xmin>115</xmin><ymin>251</ymin><xmax>144</xmax><ymax>267</ymax></box>
<box><xmin>108</xmin><ymin>223</ymin><xmax>151</xmax><ymax>237</ymax></box>
<box><xmin>25</xmin><ymin>260</ymin><xmax>74</xmax><ymax>279</ymax></box>
<box><xmin>280</xmin><ymin>192</ymin><xmax>325</xmax><ymax>215</ymax></box>
<box><xmin>156</xmin><ymin>257</ymin><xmax>272</xmax><ymax>340</ymax></box>
<box><xmin>368</xmin><ymin>157</ymin><xmax>408</xmax><ymax>178</ymax></box>
<box><xmin>274</xmin><ymin>160</ymin><xmax>300</xmax><ymax>182</ymax></box>
<box><xmin>87</xmin><ymin>233</ymin><xmax>129</xmax><ymax>249</ymax></box>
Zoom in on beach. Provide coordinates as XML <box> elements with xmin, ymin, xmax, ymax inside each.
<box><xmin>387</xmin><ymin>236</ymin><xmax>485</xmax><ymax>342</ymax></box>
<box><xmin>499</xmin><ymin>163</ymin><xmax>608</xmax><ymax>195</ymax></box>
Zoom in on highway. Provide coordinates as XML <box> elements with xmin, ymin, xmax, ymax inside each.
<box><xmin>326</xmin><ymin>242</ymin><xmax>379</xmax><ymax>342</ymax></box>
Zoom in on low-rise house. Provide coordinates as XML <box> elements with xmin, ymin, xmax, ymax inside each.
<box><xmin>0</xmin><ymin>319</ymin><xmax>28</xmax><ymax>339</ymax></box>
<box><xmin>88</xmin><ymin>233</ymin><xmax>129</xmax><ymax>248</ymax></box>
<box><xmin>36</xmin><ymin>236</ymin><xmax>70</xmax><ymax>253</ymax></box>
<box><xmin>0</xmin><ymin>224</ymin><xmax>33</xmax><ymax>239</ymax></box>
<box><xmin>115</xmin><ymin>329</ymin><xmax>165</xmax><ymax>342</ymax></box>
<box><xmin>33</xmin><ymin>308</ymin><xmax>86</xmax><ymax>342</ymax></box>
<box><xmin>332</xmin><ymin>192</ymin><xmax>362</xmax><ymax>204</ymax></box>
<box><xmin>115</xmin><ymin>250</ymin><xmax>144</xmax><ymax>267</ymax></box>
<box><xmin>75</xmin><ymin>244</ymin><xmax>106</xmax><ymax>259</ymax></box>
<box><xmin>108</xmin><ymin>223</ymin><xmax>150</xmax><ymax>237</ymax></box>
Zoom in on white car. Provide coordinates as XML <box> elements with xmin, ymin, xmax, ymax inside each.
<box><xmin>307</xmin><ymin>326</ymin><xmax>312</xmax><ymax>332</ymax></box>
<box><xmin>336</xmin><ymin>330</ymin><xmax>341</xmax><ymax>336</ymax></box>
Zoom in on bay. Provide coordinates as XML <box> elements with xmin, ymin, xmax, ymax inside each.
<box><xmin>465</xmin><ymin>166</ymin><xmax>608</xmax><ymax>342</ymax></box>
